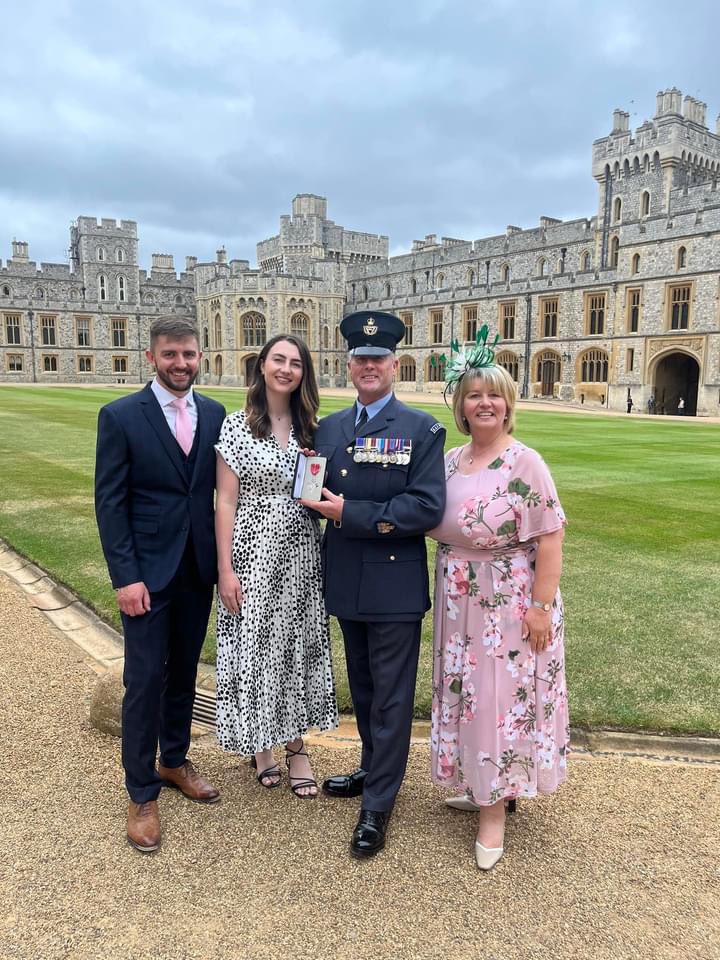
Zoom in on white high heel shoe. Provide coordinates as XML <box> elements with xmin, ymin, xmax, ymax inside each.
<box><xmin>475</xmin><ymin>841</ymin><xmax>504</xmax><ymax>870</ymax></box>
<box><xmin>445</xmin><ymin>795</ymin><xmax>481</xmax><ymax>811</ymax></box>
<box><xmin>446</xmin><ymin>796</ymin><xmax>517</xmax><ymax>814</ymax></box>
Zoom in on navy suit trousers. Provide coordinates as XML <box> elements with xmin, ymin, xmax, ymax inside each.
<box><xmin>338</xmin><ymin>618</ymin><xmax>422</xmax><ymax>813</ymax></box>
<box><xmin>121</xmin><ymin>540</ymin><xmax>213</xmax><ymax>803</ymax></box>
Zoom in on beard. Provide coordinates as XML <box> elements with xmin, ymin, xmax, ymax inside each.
<box><xmin>155</xmin><ymin>366</ymin><xmax>199</xmax><ymax>394</ymax></box>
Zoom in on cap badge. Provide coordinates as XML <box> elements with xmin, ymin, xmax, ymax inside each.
<box><xmin>362</xmin><ymin>319</ymin><xmax>378</xmax><ymax>336</ymax></box>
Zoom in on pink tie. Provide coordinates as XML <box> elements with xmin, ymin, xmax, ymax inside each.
<box><xmin>171</xmin><ymin>396</ymin><xmax>193</xmax><ymax>455</ymax></box>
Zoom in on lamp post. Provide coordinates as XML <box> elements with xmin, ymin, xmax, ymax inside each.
<box><xmin>521</xmin><ymin>293</ymin><xmax>532</xmax><ymax>399</ymax></box>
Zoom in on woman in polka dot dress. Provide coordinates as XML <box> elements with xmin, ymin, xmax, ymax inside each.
<box><xmin>215</xmin><ymin>335</ymin><xmax>338</xmax><ymax>797</ymax></box>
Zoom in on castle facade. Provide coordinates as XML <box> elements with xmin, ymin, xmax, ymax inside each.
<box><xmin>2</xmin><ymin>88</ymin><xmax>719</xmax><ymax>416</ymax></box>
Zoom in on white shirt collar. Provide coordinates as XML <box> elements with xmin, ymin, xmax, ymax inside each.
<box><xmin>151</xmin><ymin>377</ymin><xmax>195</xmax><ymax>409</ymax></box>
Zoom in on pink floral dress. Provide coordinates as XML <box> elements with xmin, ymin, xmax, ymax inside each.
<box><xmin>428</xmin><ymin>440</ymin><xmax>569</xmax><ymax>805</ymax></box>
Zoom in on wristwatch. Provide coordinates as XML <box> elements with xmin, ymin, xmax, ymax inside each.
<box><xmin>531</xmin><ymin>599</ymin><xmax>551</xmax><ymax>612</ymax></box>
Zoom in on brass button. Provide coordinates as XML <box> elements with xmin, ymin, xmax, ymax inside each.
<box><xmin>390</xmin><ymin>555</ymin><xmax>396</xmax><ymax>561</ymax></box>
<box><xmin>340</xmin><ymin>468</ymin><xmax>348</xmax><ymax>477</ymax></box>
<box><xmin>346</xmin><ymin>445</ymin><xmax>353</xmax><ymax>454</ymax></box>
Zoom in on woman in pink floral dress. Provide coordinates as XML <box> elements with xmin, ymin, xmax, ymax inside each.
<box><xmin>429</xmin><ymin>359</ymin><xmax>569</xmax><ymax>870</ymax></box>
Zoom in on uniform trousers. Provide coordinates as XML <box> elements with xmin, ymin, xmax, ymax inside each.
<box><xmin>338</xmin><ymin>618</ymin><xmax>422</xmax><ymax>813</ymax></box>
<box><xmin>121</xmin><ymin>539</ymin><xmax>213</xmax><ymax>804</ymax></box>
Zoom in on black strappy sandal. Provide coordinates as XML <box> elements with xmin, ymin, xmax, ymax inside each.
<box><xmin>285</xmin><ymin>740</ymin><xmax>318</xmax><ymax>799</ymax></box>
<box><xmin>249</xmin><ymin>755</ymin><xmax>282</xmax><ymax>789</ymax></box>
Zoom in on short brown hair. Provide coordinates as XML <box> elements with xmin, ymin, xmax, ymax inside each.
<box><xmin>452</xmin><ymin>364</ymin><xmax>518</xmax><ymax>435</ymax></box>
<box><xmin>149</xmin><ymin>315</ymin><xmax>200</xmax><ymax>348</ymax></box>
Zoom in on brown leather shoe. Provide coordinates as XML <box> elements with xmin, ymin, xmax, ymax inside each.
<box><xmin>127</xmin><ymin>800</ymin><xmax>161</xmax><ymax>853</ymax></box>
<box><xmin>157</xmin><ymin>760</ymin><xmax>220</xmax><ymax>804</ymax></box>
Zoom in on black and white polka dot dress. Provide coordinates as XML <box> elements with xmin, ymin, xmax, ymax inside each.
<box><xmin>214</xmin><ymin>410</ymin><xmax>338</xmax><ymax>754</ymax></box>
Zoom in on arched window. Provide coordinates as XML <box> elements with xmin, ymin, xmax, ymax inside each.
<box><xmin>410</xmin><ymin>279</ymin><xmax>417</xmax><ymax>295</ymax></box>
<box><xmin>215</xmin><ymin>355</ymin><xmax>223</xmax><ymax>378</ymax></box>
<box><xmin>214</xmin><ymin>313</ymin><xmax>222</xmax><ymax>347</ymax></box>
<box><xmin>580</xmin><ymin>251</ymin><xmax>591</xmax><ymax>272</ymax></box>
<box><xmin>242</xmin><ymin>312</ymin><xmax>266</xmax><ymax>347</ymax></box>
<box><xmin>436</xmin><ymin>273</ymin><xmax>445</xmax><ymax>289</ymax></box>
<box><xmin>175</xmin><ymin>294</ymin><xmax>184</xmax><ymax>306</ymax></box>
<box><xmin>399</xmin><ymin>356</ymin><xmax>416</xmax><ymax>382</ymax></box>
<box><xmin>501</xmin><ymin>264</ymin><xmax>510</xmax><ymax>284</ymax></box>
<box><xmin>677</xmin><ymin>246</ymin><xmax>687</xmax><ymax>269</ymax></box>
<box><xmin>631</xmin><ymin>253</ymin><xmax>640</xmax><ymax>275</ymax></box>
<box><xmin>290</xmin><ymin>312</ymin><xmax>308</xmax><ymax>340</ymax></box>
<box><xmin>334</xmin><ymin>326</ymin><xmax>340</xmax><ymax>349</ymax></box>
<box><xmin>641</xmin><ymin>191</ymin><xmax>650</xmax><ymax>217</ymax></box>
<box><xmin>610</xmin><ymin>236</ymin><xmax>620</xmax><ymax>268</ymax></box>
<box><xmin>536</xmin><ymin>258</ymin><xmax>546</xmax><ymax>278</ymax></box>
<box><xmin>117</xmin><ymin>276</ymin><xmax>126</xmax><ymax>302</ymax></box>
<box><xmin>97</xmin><ymin>247</ymin><xmax>106</xmax><ymax>262</ymax></box>
<box><xmin>116</xmin><ymin>247</ymin><xmax>125</xmax><ymax>263</ymax></box>
<box><xmin>334</xmin><ymin>358</ymin><xmax>340</xmax><ymax>375</ymax></box>
<box><xmin>323</xmin><ymin>358</ymin><xmax>329</xmax><ymax>373</ymax></box>
<box><xmin>202</xmin><ymin>326</ymin><xmax>209</xmax><ymax>349</ymax></box>
<box><xmin>2</xmin><ymin>285</ymin><xmax>10</xmax><ymax>296</ymax></box>
<box><xmin>613</xmin><ymin>197</ymin><xmax>622</xmax><ymax>222</ymax></box>
<box><xmin>426</xmin><ymin>353</ymin><xmax>446</xmax><ymax>383</ymax></box>
<box><xmin>203</xmin><ymin>358</ymin><xmax>210</xmax><ymax>374</ymax></box>
<box><xmin>98</xmin><ymin>275</ymin><xmax>107</xmax><ymax>301</ymax></box>
<box><xmin>580</xmin><ymin>349</ymin><xmax>609</xmax><ymax>383</ymax></box>
<box><xmin>385</xmin><ymin>282</ymin><xmax>391</xmax><ymax>298</ymax></box>
<box><xmin>468</xmin><ymin>269</ymin><xmax>475</xmax><ymax>287</ymax></box>
<box><xmin>362</xmin><ymin>285</ymin><xmax>368</xmax><ymax>300</ymax></box>
<box><xmin>322</xmin><ymin>324</ymin><xmax>329</xmax><ymax>348</ymax></box>
<box><xmin>496</xmin><ymin>351</ymin><xmax>519</xmax><ymax>382</ymax></box>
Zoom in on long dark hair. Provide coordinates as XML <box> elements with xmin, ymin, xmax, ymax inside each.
<box><xmin>245</xmin><ymin>335</ymin><xmax>319</xmax><ymax>448</ymax></box>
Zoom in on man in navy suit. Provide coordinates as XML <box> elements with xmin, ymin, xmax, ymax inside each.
<box><xmin>307</xmin><ymin>310</ymin><xmax>446</xmax><ymax>858</ymax></box>
<box><xmin>95</xmin><ymin>316</ymin><xmax>226</xmax><ymax>852</ymax></box>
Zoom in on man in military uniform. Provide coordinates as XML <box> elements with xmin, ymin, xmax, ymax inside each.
<box><xmin>306</xmin><ymin>310</ymin><xmax>446</xmax><ymax>858</ymax></box>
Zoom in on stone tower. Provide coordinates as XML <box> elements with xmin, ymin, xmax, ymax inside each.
<box><xmin>69</xmin><ymin>217</ymin><xmax>139</xmax><ymax>306</ymax></box>
<box><xmin>592</xmin><ymin>87</ymin><xmax>720</xmax><ymax>267</ymax></box>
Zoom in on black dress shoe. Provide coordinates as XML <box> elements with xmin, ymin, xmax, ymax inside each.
<box><xmin>350</xmin><ymin>808</ymin><xmax>390</xmax><ymax>859</ymax></box>
<box><xmin>322</xmin><ymin>767</ymin><xmax>367</xmax><ymax>798</ymax></box>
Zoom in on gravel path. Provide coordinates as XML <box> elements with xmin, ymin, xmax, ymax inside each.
<box><xmin>1</xmin><ymin>573</ymin><xmax>718</xmax><ymax>960</ymax></box>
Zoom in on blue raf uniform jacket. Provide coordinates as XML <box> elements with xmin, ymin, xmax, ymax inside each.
<box><xmin>314</xmin><ymin>395</ymin><xmax>446</xmax><ymax>622</ymax></box>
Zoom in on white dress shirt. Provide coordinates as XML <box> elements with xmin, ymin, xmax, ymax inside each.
<box><xmin>150</xmin><ymin>378</ymin><xmax>198</xmax><ymax>441</ymax></box>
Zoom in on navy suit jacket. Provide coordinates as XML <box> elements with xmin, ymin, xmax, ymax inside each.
<box><xmin>314</xmin><ymin>395</ymin><xmax>446</xmax><ymax>622</ymax></box>
<box><xmin>94</xmin><ymin>382</ymin><xmax>226</xmax><ymax>593</ymax></box>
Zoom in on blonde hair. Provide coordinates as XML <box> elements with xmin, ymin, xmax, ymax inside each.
<box><xmin>452</xmin><ymin>364</ymin><xmax>517</xmax><ymax>435</ymax></box>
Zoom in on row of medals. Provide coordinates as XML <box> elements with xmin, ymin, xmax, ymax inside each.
<box><xmin>352</xmin><ymin>438</ymin><xmax>412</xmax><ymax>465</ymax></box>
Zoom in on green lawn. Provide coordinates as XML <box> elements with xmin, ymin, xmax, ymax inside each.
<box><xmin>1</xmin><ymin>384</ymin><xmax>718</xmax><ymax>736</ymax></box>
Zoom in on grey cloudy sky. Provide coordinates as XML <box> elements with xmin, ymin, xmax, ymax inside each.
<box><xmin>1</xmin><ymin>0</ymin><xmax>719</xmax><ymax>269</ymax></box>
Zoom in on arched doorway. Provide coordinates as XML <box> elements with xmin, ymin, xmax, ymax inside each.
<box><xmin>214</xmin><ymin>355</ymin><xmax>223</xmax><ymax>379</ymax></box>
<box><xmin>244</xmin><ymin>354</ymin><xmax>258</xmax><ymax>385</ymax></box>
<box><xmin>536</xmin><ymin>351</ymin><xmax>560</xmax><ymax>397</ymax></box>
<box><xmin>653</xmin><ymin>352</ymin><xmax>699</xmax><ymax>416</ymax></box>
